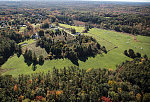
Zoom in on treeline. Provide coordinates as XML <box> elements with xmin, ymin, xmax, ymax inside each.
<box><xmin>1</xmin><ymin>29</ymin><xmax>29</xmax><ymax>43</ymax></box>
<box><xmin>75</xmin><ymin>13</ymin><xmax>150</xmax><ymax>36</ymax></box>
<box><xmin>0</xmin><ymin>37</ymin><xmax>22</xmax><ymax>65</ymax></box>
<box><xmin>55</xmin><ymin>15</ymin><xmax>73</xmax><ymax>25</ymax></box>
<box><xmin>36</xmin><ymin>30</ymin><xmax>106</xmax><ymax>65</ymax></box>
<box><xmin>0</xmin><ymin>57</ymin><xmax>150</xmax><ymax>102</ymax></box>
<box><xmin>60</xmin><ymin>12</ymin><xmax>150</xmax><ymax>36</ymax></box>
<box><xmin>0</xmin><ymin>29</ymin><xmax>27</xmax><ymax>65</ymax></box>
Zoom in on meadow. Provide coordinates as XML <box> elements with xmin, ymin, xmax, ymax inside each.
<box><xmin>1</xmin><ymin>24</ymin><xmax>150</xmax><ymax>77</ymax></box>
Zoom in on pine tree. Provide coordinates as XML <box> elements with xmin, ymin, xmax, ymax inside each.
<box><xmin>32</xmin><ymin>53</ymin><xmax>38</xmax><ymax>66</ymax></box>
<box><xmin>39</xmin><ymin>55</ymin><xmax>44</xmax><ymax>65</ymax></box>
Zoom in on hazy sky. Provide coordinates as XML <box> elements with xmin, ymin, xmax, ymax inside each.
<box><xmin>89</xmin><ymin>0</ymin><xmax>150</xmax><ymax>2</ymax></box>
<box><xmin>1</xmin><ymin>0</ymin><xmax>150</xmax><ymax>2</ymax></box>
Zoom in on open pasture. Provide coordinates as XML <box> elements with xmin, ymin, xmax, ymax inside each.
<box><xmin>1</xmin><ymin>25</ymin><xmax>150</xmax><ymax>77</ymax></box>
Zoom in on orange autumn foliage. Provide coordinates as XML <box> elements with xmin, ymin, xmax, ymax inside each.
<box><xmin>47</xmin><ymin>90</ymin><xmax>63</xmax><ymax>96</ymax></box>
<box><xmin>18</xmin><ymin>95</ymin><xmax>24</xmax><ymax>101</ymax></box>
<box><xmin>36</xmin><ymin>96</ymin><xmax>44</xmax><ymax>101</ymax></box>
<box><xmin>14</xmin><ymin>84</ymin><xmax>18</xmax><ymax>91</ymax></box>
<box><xmin>56</xmin><ymin>90</ymin><xmax>63</xmax><ymax>95</ymax></box>
<box><xmin>28</xmin><ymin>80</ymin><xmax>32</xmax><ymax>84</ymax></box>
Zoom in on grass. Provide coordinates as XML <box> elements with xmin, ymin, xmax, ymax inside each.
<box><xmin>86</xmin><ymin>28</ymin><xmax>150</xmax><ymax>57</ymax></box>
<box><xmin>59</xmin><ymin>23</ymin><xmax>85</xmax><ymax>33</ymax></box>
<box><xmin>2</xmin><ymin>55</ymin><xmax>75</xmax><ymax>77</ymax></box>
<box><xmin>136</xmin><ymin>35</ymin><xmax>150</xmax><ymax>44</ymax></box>
<box><xmin>19</xmin><ymin>27</ymin><xmax>26</xmax><ymax>33</ymax></box>
<box><xmin>19</xmin><ymin>39</ymin><xmax>35</xmax><ymax>45</ymax></box>
<box><xmin>22</xmin><ymin>42</ymin><xmax>48</xmax><ymax>58</ymax></box>
<box><xmin>2</xmin><ymin>25</ymin><xmax>150</xmax><ymax>77</ymax></box>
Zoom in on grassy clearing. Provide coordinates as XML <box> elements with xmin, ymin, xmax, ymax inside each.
<box><xmin>19</xmin><ymin>39</ymin><xmax>35</xmax><ymax>45</ymax></box>
<box><xmin>19</xmin><ymin>27</ymin><xmax>26</xmax><ymax>33</ymax></box>
<box><xmin>22</xmin><ymin>42</ymin><xmax>48</xmax><ymax>58</ymax></box>
<box><xmin>2</xmin><ymin>55</ymin><xmax>75</xmax><ymax>77</ymax></box>
<box><xmin>19</xmin><ymin>39</ymin><xmax>48</xmax><ymax>58</ymax></box>
<box><xmin>136</xmin><ymin>35</ymin><xmax>150</xmax><ymax>44</ymax></box>
<box><xmin>2</xmin><ymin>25</ymin><xmax>150</xmax><ymax>77</ymax></box>
<box><xmin>85</xmin><ymin>28</ymin><xmax>150</xmax><ymax>57</ymax></box>
<box><xmin>59</xmin><ymin>23</ymin><xmax>85</xmax><ymax>33</ymax></box>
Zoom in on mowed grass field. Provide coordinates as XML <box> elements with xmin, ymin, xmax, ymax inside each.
<box><xmin>1</xmin><ymin>24</ymin><xmax>150</xmax><ymax>77</ymax></box>
<box><xmin>59</xmin><ymin>23</ymin><xmax>85</xmax><ymax>33</ymax></box>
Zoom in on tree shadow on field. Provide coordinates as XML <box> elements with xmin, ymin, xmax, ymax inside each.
<box><xmin>24</xmin><ymin>59</ymin><xmax>32</xmax><ymax>66</ymax></box>
<box><xmin>70</xmin><ymin>59</ymin><xmax>79</xmax><ymax>66</ymax></box>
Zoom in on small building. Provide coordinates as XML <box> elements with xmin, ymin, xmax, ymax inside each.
<box><xmin>22</xmin><ymin>25</ymin><xmax>27</xmax><ymax>27</ymax></box>
<box><xmin>50</xmin><ymin>24</ymin><xmax>54</xmax><ymax>28</ymax></box>
<box><xmin>20</xmin><ymin>25</ymin><xmax>26</xmax><ymax>27</ymax></box>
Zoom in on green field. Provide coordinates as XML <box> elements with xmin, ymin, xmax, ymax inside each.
<box><xmin>59</xmin><ymin>23</ymin><xmax>85</xmax><ymax>33</ymax></box>
<box><xmin>19</xmin><ymin>26</ymin><xmax>27</xmax><ymax>33</ymax></box>
<box><xmin>19</xmin><ymin>39</ymin><xmax>35</xmax><ymax>45</ymax></box>
<box><xmin>1</xmin><ymin>24</ymin><xmax>150</xmax><ymax>77</ymax></box>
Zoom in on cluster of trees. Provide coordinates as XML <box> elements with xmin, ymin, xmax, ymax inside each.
<box><xmin>0</xmin><ymin>29</ymin><xmax>26</xmax><ymax>43</ymax></box>
<box><xmin>124</xmin><ymin>49</ymin><xmax>141</xmax><ymax>59</ymax></box>
<box><xmin>0</xmin><ymin>56</ymin><xmax>150</xmax><ymax>101</ymax></box>
<box><xmin>36</xmin><ymin>30</ymin><xmax>106</xmax><ymax>65</ymax></box>
<box><xmin>55</xmin><ymin>15</ymin><xmax>73</xmax><ymax>25</ymax></box>
<box><xmin>41</xmin><ymin>23</ymin><xmax>49</xmax><ymax>29</ymax></box>
<box><xmin>23</xmin><ymin>49</ymin><xmax>44</xmax><ymax>70</ymax></box>
<box><xmin>0</xmin><ymin>36</ymin><xmax>22</xmax><ymax>65</ymax></box>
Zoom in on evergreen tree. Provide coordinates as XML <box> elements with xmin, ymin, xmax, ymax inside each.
<box><xmin>39</xmin><ymin>55</ymin><xmax>44</xmax><ymax>65</ymax></box>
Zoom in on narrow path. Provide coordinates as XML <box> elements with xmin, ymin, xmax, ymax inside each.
<box><xmin>58</xmin><ymin>26</ymin><xmax>75</xmax><ymax>36</ymax></box>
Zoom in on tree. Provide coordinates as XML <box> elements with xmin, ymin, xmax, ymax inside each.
<box><xmin>39</xmin><ymin>55</ymin><xmax>44</xmax><ymax>65</ymax></box>
<box><xmin>41</xmin><ymin>23</ymin><xmax>49</xmax><ymax>29</ymax></box>
<box><xmin>96</xmin><ymin>43</ymin><xmax>101</xmax><ymax>49</ymax></box>
<box><xmin>32</xmin><ymin>64</ymin><xmax>37</xmax><ymax>71</ymax></box>
<box><xmin>143</xmin><ymin>93</ymin><xmax>150</xmax><ymax>102</ymax></box>
<box><xmin>128</xmin><ymin>49</ymin><xmax>135</xmax><ymax>58</ymax></box>
<box><xmin>124</xmin><ymin>50</ymin><xmax>129</xmax><ymax>57</ymax></box>
<box><xmin>38</xmin><ymin>30</ymin><xmax>44</xmax><ymax>37</ymax></box>
<box><xmin>32</xmin><ymin>53</ymin><xmax>38</xmax><ymax>66</ymax></box>
<box><xmin>136</xmin><ymin>52</ymin><xmax>141</xmax><ymax>58</ymax></box>
<box><xmin>71</xmin><ymin>28</ymin><xmax>76</xmax><ymax>34</ymax></box>
<box><xmin>102</xmin><ymin>46</ymin><xmax>107</xmax><ymax>54</ymax></box>
<box><xmin>17</xmin><ymin>45</ymin><xmax>22</xmax><ymax>57</ymax></box>
<box><xmin>85</xmin><ymin>26</ymin><xmax>89</xmax><ymax>31</ymax></box>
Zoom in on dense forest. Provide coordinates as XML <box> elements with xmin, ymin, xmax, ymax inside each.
<box><xmin>0</xmin><ymin>57</ymin><xmax>150</xmax><ymax>102</ymax></box>
<box><xmin>0</xmin><ymin>36</ymin><xmax>22</xmax><ymax>65</ymax></box>
<box><xmin>0</xmin><ymin>29</ymin><xmax>26</xmax><ymax>65</ymax></box>
<box><xmin>54</xmin><ymin>12</ymin><xmax>150</xmax><ymax>36</ymax></box>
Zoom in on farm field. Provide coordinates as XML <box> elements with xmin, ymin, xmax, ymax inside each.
<box><xmin>1</xmin><ymin>24</ymin><xmax>150</xmax><ymax>77</ymax></box>
<box><xmin>59</xmin><ymin>23</ymin><xmax>85</xmax><ymax>33</ymax></box>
